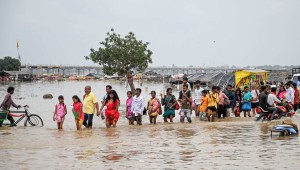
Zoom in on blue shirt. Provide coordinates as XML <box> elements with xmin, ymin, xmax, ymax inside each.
<box><xmin>243</xmin><ymin>91</ymin><xmax>252</xmax><ymax>102</ymax></box>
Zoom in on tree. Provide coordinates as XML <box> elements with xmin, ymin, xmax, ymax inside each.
<box><xmin>0</xmin><ymin>56</ymin><xmax>21</xmax><ymax>72</ymax></box>
<box><xmin>85</xmin><ymin>29</ymin><xmax>153</xmax><ymax>93</ymax></box>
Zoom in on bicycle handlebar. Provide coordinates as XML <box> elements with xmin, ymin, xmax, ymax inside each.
<box><xmin>22</xmin><ymin>105</ymin><xmax>29</xmax><ymax>108</ymax></box>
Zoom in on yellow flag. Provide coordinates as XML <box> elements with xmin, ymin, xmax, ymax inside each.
<box><xmin>17</xmin><ymin>40</ymin><xmax>19</xmax><ymax>49</ymax></box>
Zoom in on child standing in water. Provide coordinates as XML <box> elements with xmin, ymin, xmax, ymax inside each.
<box><xmin>199</xmin><ymin>90</ymin><xmax>208</xmax><ymax>121</ymax></box>
<box><xmin>126</xmin><ymin>91</ymin><xmax>134</xmax><ymax>125</ymax></box>
<box><xmin>53</xmin><ymin>95</ymin><xmax>67</xmax><ymax>129</ymax></box>
<box><xmin>72</xmin><ymin>95</ymin><xmax>84</xmax><ymax>130</ymax></box>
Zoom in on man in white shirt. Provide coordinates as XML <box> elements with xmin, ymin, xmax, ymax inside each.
<box><xmin>131</xmin><ymin>88</ymin><xmax>145</xmax><ymax>125</ymax></box>
<box><xmin>267</xmin><ymin>87</ymin><xmax>281</xmax><ymax>107</ymax></box>
<box><xmin>285</xmin><ymin>83</ymin><xmax>295</xmax><ymax>105</ymax></box>
<box><xmin>268</xmin><ymin>87</ymin><xmax>282</xmax><ymax>120</ymax></box>
<box><xmin>194</xmin><ymin>80</ymin><xmax>203</xmax><ymax>117</ymax></box>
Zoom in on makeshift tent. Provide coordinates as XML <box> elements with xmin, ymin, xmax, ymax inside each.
<box><xmin>235</xmin><ymin>69</ymin><xmax>268</xmax><ymax>88</ymax></box>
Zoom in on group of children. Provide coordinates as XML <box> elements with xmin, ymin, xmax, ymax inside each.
<box><xmin>53</xmin><ymin>95</ymin><xmax>84</xmax><ymax>130</ymax></box>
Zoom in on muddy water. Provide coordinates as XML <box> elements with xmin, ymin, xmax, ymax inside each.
<box><xmin>0</xmin><ymin>81</ymin><xmax>300</xmax><ymax>170</ymax></box>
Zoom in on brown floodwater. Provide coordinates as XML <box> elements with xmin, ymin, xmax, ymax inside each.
<box><xmin>0</xmin><ymin>81</ymin><xmax>300</xmax><ymax>170</ymax></box>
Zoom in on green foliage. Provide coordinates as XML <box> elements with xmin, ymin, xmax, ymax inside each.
<box><xmin>0</xmin><ymin>56</ymin><xmax>21</xmax><ymax>71</ymax></box>
<box><xmin>85</xmin><ymin>29</ymin><xmax>153</xmax><ymax>76</ymax></box>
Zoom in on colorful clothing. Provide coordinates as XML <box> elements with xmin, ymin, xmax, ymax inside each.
<box><xmin>105</xmin><ymin>99</ymin><xmax>120</xmax><ymax>125</ymax></box>
<box><xmin>126</xmin><ymin>97</ymin><xmax>134</xmax><ymax>119</ymax></box>
<box><xmin>242</xmin><ymin>91</ymin><xmax>252</xmax><ymax>111</ymax></box>
<box><xmin>147</xmin><ymin>98</ymin><xmax>160</xmax><ymax>117</ymax></box>
<box><xmin>56</xmin><ymin>103</ymin><xmax>66</xmax><ymax>123</ymax></box>
<box><xmin>243</xmin><ymin>91</ymin><xmax>252</xmax><ymax>102</ymax></box>
<box><xmin>199</xmin><ymin>96</ymin><xmax>208</xmax><ymax>112</ymax></box>
<box><xmin>294</xmin><ymin>89</ymin><xmax>299</xmax><ymax>105</ymax></box>
<box><xmin>83</xmin><ymin>92</ymin><xmax>98</xmax><ymax>114</ymax></box>
<box><xmin>162</xmin><ymin>95</ymin><xmax>176</xmax><ymax>118</ymax></box>
<box><xmin>218</xmin><ymin>92</ymin><xmax>229</xmax><ymax>105</ymax></box>
<box><xmin>277</xmin><ymin>91</ymin><xmax>286</xmax><ymax>100</ymax></box>
<box><xmin>208</xmin><ymin>93</ymin><xmax>219</xmax><ymax>108</ymax></box>
<box><xmin>73</xmin><ymin>102</ymin><xmax>84</xmax><ymax>122</ymax></box>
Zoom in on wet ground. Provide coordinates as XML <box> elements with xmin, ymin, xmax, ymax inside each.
<box><xmin>0</xmin><ymin>81</ymin><xmax>299</xmax><ymax>170</ymax></box>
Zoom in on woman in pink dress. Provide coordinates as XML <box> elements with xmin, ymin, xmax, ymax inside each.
<box><xmin>277</xmin><ymin>85</ymin><xmax>286</xmax><ymax>101</ymax></box>
<box><xmin>98</xmin><ymin>90</ymin><xmax>120</xmax><ymax>128</ymax></box>
<box><xmin>126</xmin><ymin>91</ymin><xmax>134</xmax><ymax>125</ymax></box>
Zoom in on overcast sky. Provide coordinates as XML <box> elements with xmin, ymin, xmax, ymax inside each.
<box><xmin>0</xmin><ymin>0</ymin><xmax>299</xmax><ymax>67</ymax></box>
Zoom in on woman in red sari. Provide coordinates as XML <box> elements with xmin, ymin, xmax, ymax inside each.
<box><xmin>98</xmin><ymin>90</ymin><xmax>120</xmax><ymax>128</ymax></box>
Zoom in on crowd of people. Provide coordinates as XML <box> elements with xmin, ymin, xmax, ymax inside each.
<box><xmin>0</xmin><ymin>77</ymin><xmax>299</xmax><ymax>130</ymax></box>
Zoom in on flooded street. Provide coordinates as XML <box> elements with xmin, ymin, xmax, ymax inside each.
<box><xmin>0</xmin><ymin>81</ymin><xmax>300</xmax><ymax>170</ymax></box>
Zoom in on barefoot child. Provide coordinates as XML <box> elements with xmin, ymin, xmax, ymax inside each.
<box><xmin>126</xmin><ymin>91</ymin><xmax>134</xmax><ymax>125</ymax></box>
<box><xmin>72</xmin><ymin>95</ymin><xmax>84</xmax><ymax>130</ymax></box>
<box><xmin>199</xmin><ymin>90</ymin><xmax>208</xmax><ymax>121</ymax></box>
<box><xmin>53</xmin><ymin>95</ymin><xmax>67</xmax><ymax>129</ymax></box>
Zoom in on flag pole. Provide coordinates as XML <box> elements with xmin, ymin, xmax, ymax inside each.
<box><xmin>17</xmin><ymin>40</ymin><xmax>21</xmax><ymax>71</ymax></box>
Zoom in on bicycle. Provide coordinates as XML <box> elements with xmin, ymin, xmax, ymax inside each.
<box><xmin>0</xmin><ymin>105</ymin><xmax>43</xmax><ymax>127</ymax></box>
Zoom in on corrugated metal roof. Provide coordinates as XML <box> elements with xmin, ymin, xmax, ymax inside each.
<box><xmin>4</xmin><ymin>68</ymin><xmax>31</xmax><ymax>75</ymax></box>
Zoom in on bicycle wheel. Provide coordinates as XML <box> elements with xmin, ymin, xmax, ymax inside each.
<box><xmin>24</xmin><ymin>114</ymin><xmax>44</xmax><ymax>127</ymax></box>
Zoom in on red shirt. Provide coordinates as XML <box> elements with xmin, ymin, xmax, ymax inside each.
<box><xmin>294</xmin><ymin>89</ymin><xmax>299</xmax><ymax>104</ymax></box>
<box><xmin>73</xmin><ymin>102</ymin><xmax>84</xmax><ymax>120</ymax></box>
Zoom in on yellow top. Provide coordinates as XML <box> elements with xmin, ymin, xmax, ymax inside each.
<box><xmin>83</xmin><ymin>92</ymin><xmax>98</xmax><ymax>114</ymax></box>
<box><xmin>199</xmin><ymin>96</ymin><xmax>208</xmax><ymax>112</ymax></box>
<box><xmin>208</xmin><ymin>93</ymin><xmax>219</xmax><ymax>107</ymax></box>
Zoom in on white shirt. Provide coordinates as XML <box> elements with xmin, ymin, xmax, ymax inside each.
<box><xmin>267</xmin><ymin>93</ymin><xmax>281</xmax><ymax>106</ymax></box>
<box><xmin>286</xmin><ymin>87</ymin><xmax>295</xmax><ymax>104</ymax></box>
<box><xmin>131</xmin><ymin>95</ymin><xmax>145</xmax><ymax>116</ymax></box>
<box><xmin>194</xmin><ymin>87</ymin><xmax>204</xmax><ymax>105</ymax></box>
<box><xmin>251</xmin><ymin>89</ymin><xmax>260</xmax><ymax>103</ymax></box>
